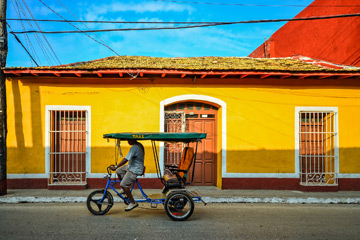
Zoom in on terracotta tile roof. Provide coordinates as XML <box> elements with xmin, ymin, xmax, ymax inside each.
<box><xmin>5</xmin><ymin>56</ymin><xmax>360</xmax><ymax>72</ymax></box>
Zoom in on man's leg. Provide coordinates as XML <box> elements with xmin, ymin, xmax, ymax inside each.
<box><xmin>120</xmin><ymin>170</ymin><xmax>139</xmax><ymax>211</ymax></box>
<box><xmin>122</xmin><ymin>187</ymin><xmax>136</xmax><ymax>204</ymax></box>
<box><xmin>116</xmin><ymin>165</ymin><xmax>128</xmax><ymax>180</ymax></box>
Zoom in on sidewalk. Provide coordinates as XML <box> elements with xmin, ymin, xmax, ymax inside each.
<box><xmin>1</xmin><ymin>186</ymin><xmax>360</xmax><ymax>204</ymax></box>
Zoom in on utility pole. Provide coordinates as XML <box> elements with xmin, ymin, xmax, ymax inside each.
<box><xmin>0</xmin><ymin>0</ymin><xmax>7</xmax><ymax>196</ymax></box>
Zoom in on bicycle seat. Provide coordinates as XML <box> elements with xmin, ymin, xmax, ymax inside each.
<box><xmin>163</xmin><ymin>147</ymin><xmax>194</xmax><ymax>185</ymax></box>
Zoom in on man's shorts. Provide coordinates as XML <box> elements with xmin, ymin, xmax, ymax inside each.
<box><xmin>116</xmin><ymin>165</ymin><xmax>138</xmax><ymax>188</ymax></box>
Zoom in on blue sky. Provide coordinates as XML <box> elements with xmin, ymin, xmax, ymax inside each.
<box><xmin>6</xmin><ymin>0</ymin><xmax>314</xmax><ymax>67</ymax></box>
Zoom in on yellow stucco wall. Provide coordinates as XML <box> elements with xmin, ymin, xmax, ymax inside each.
<box><xmin>6</xmin><ymin>77</ymin><xmax>360</xmax><ymax>177</ymax></box>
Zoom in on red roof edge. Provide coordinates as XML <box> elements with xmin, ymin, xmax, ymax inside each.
<box><xmin>3</xmin><ymin>69</ymin><xmax>360</xmax><ymax>79</ymax></box>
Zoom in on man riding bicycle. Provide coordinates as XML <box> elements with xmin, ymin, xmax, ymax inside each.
<box><xmin>110</xmin><ymin>139</ymin><xmax>144</xmax><ymax>211</ymax></box>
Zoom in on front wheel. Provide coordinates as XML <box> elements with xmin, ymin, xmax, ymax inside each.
<box><xmin>164</xmin><ymin>192</ymin><xmax>194</xmax><ymax>221</ymax></box>
<box><xmin>87</xmin><ymin>190</ymin><xmax>114</xmax><ymax>215</ymax></box>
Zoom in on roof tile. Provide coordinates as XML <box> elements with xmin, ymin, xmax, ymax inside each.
<box><xmin>4</xmin><ymin>56</ymin><xmax>360</xmax><ymax>72</ymax></box>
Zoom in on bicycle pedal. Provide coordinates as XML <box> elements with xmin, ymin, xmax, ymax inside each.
<box><xmin>150</xmin><ymin>203</ymin><xmax>158</xmax><ymax>208</ymax></box>
<box><xmin>123</xmin><ymin>198</ymin><xmax>130</xmax><ymax>205</ymax></box>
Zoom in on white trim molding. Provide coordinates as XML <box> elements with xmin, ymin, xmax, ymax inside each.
<box><xmin>222</xmin><ymin>173</ymin><xmax>298</xmax><ymax>178</ymax></box>
<box><xmin>7</xmin><ymin>174</ymin><xmax>47</xmax><ymax>179</ymax></box>
<box><xmin>338</xmin><ymin>174</ymin><xmax>360</xmax><ymax>178</ymax></box>
<box><xmin>160</xmin><ymin>94</ymin><xmax>227</xmax><ymax>179</ymax></box>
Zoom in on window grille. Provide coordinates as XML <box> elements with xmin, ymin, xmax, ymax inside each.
<box><xmin>299</xmin><ymin>111</ymin><xmax>338</xmax><ymax>186</ymax></box>
<box><xmin>164</xmin><ymin>111</ymin><xmax>185</xmax><ymax>166</ymax></box>
<box><xmin>49</xmin><ymin>110</ymin><xmax>87</xmax><ymax>185</ymax></box>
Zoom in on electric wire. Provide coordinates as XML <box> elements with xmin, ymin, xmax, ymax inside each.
<box><xmin>6</xmin><ymin>23</ymin><xmax>39</xmax><ymax>66</ymax></box>
<box><xmin>15</xmin><ymin>0</ymin><xmax>54</xmax><ymax>65</ymax></box>
<box><xmin>4</xmin><ymin>18</ymin><xmax>243</xmax><ymax>24</ymax></box>
<box><xmin>38</xmin><ymin>0</ymin><xmax>121</xmax><ymax>58</ymax></box>
<box><xmin>43</xmin><ymin>0</ymin><xmax>138</xmax><ymax>77</ymax></box>
<box><xmin>17</xmin><ymin>0</ymin><xmax>52</xmax><ymax>65</ymax></box>
<box><xmin>4</xmin><ymin>11</ymin><xmax>360</xmax><ymax>25</ymax></box>
<box><xmin>20</xmin><ymin>0</ymin><xmax>61</xmax><ymax>65</ymax></box>
<box><xmin>55</xmin><ymin>0</ymin><xmax>120</xmax><ymax>57</ymax></box>
<box><xmin>151</xmin><ymin>0</ymin><xmax>360</xmax><ymax>8</ymax></box>
<box><xmin>12</xmin><ymin>0</ymin><xmax>58</xmax><ymax>66</ymax></box>
<box><xmin>10</xmin><ymin>0</ymin><xmax>42</xmax><ymax>66</ymax></box>
<box><xmin>8</xmin><ymin>13</ymin><xmax>360</xmax><ymax>34</ymax></box>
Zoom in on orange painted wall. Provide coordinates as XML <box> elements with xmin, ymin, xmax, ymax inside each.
<box><xmin>249</xmin><ymin>0</ymin><xmax>360</xmax><ymax>66</ymax></box>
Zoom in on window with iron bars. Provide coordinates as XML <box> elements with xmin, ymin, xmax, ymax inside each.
<box><xmin>299</xmin><ymin>111</ymin><xmax>338</xmax><ymax>186</ymax></box>
<box><xmin>164</xmin><ymin>111</ymin><xmax>185</xmax><ymax>166</ymax></box>
<box><xmin>48</xmin><ymin>110</ymin><xmax>88</xmax><ymax>185</ymax></box>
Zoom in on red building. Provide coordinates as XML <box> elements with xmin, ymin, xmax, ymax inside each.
<box><xmin>249</xmin><ymin>0</ymin><xmax>360</xmax><ymax>67</ymax></box>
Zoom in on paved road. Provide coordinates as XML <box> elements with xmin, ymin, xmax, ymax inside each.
<box><xmin>1</xmin><ymin>203</ymin><xmax>359</xmax><ymax>240</ymax></box>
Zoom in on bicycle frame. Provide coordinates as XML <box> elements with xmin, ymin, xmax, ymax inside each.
<box><xmin>88</xmin><ymin>132</ymin><xmax>207</xmax><ymax>220</ymax></box>
<box><xmin>99</xmin><ymin>174</ymin><xmax>204</xmax><ymax>205</ymax></box>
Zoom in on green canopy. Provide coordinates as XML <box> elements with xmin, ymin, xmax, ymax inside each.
<box><xmin>103</xmin><ymin>132</ymin><xmax>206</xmax><ymax>142</ymax></box>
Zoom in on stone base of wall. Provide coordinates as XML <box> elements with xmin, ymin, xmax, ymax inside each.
<box><xmin>6</xmin><ymin>177</ymin><xmax>360</xmax><ymax>191</ymax></box>
<box><xmin>222</xmin><ymin>178</ymin><xmax>360</xmax><ymax>191</ymax></box>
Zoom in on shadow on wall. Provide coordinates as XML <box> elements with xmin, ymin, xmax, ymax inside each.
<box><xmin>6</xmin><ymin>146</ymin><xmax>360</xmax><ymax>191</ymax></box>
<box><xmin>7</xmin><ymin>79</ymin><xmax>360</xmax><ymax>190</ymax></box>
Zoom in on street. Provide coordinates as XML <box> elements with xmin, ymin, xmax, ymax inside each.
<box><xmin>0</xmin><ymin>203</ymin><xmax>360</xmax><ymax>240</ymax></box>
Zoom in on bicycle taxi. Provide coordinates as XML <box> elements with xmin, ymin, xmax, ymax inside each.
<box><xmin>86</xmin><ymin>132</ymin><xmax>207</xmax><ymax>221</ymax></box>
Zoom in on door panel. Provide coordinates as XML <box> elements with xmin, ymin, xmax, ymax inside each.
<box><xmin>204</xmin><ymin>162</ymin><xmax>214</xmax><ymax>183</ymax></box>
<box><xmin>193</xmin><ymin>162</ymin><xmax>202</xmax><ymax>184</ymax></box>
<box><xmin>189</xmin><ymin>119</ymin><xmax>216</xmax><ymax>186</ymax></box>
<box><xmin>164</xmin><ymin>102</ymin><xmax>218</xmax><ymax>186</ymax></box>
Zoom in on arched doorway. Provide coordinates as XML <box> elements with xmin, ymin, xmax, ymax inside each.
<box><xmin>164</xmin><ymin>101</ymin><xmax>218</xmax><ymax>186</ymax></box>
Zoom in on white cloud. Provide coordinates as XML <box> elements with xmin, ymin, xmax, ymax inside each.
<box><xmin>31</xmin><ymin>5</ymin><xmax>67</xmax><ymax>17</ymax></box>
<box><xmin>80</xmin><ymin>1</ymin><xmax>194</xmax><ymax>21</ymax></box>
<box><xmin>101</xmin><ymin>24</ymin><xmax>256</xmax><ymax>58</ymax></box>
<box><xmin>97</xmin><ymin>1</ymin><xmax>194</xmax><ymax>14</ymax></box>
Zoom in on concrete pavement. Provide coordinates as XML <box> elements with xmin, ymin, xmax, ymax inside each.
<box><xmin>1</xmin><ymin>186</ymin><xmax>360</xmax><ymax>204</ymax></box>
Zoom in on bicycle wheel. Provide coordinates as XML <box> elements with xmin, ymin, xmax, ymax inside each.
<box><xmin>164</xmin><ymin>192</ymin><xmax>194</xmax><ymax>221</ymax></box>
<box><xmin>87</xmin><ymin>190</ymin><xmax>114</xmax><ymax>215</ymax></box>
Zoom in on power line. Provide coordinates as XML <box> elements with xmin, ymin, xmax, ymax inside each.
<box><xmin>10</xmin><ymin>0</ymin><xmax>40</xmax><ymax>65</ymax></box>
<box><xmin>4</xmin><ymin>18</ymin><xmax>231</xmax><ymax>24</ymax></box>
<box><xmin>45</xmin><ymin>0</ymin><xmax>139</xmax><ymax>77</ymax></box>
<box><xmin>4</xmin><ymin>10</ymin><xmax>360</xmax><ymax>25</ymax></box>
<box><xmin>12</xmin><ymin>0</ymin><xmax>50</xmax><ymax>65</ymax></box>
<box><xmin>20</xmin><ymin>0</ymin><xmax>61</xmax><ymax>65</ymax></box>
<box><xmin>6</xmin><ymin>23</ymin><xmax>39</xmax><ymax>66</ymax></box>
<box><xmin>38</xmin><ymin>0</ymin><xmax>121</xmax><ymax>57</ymax></box>
<box><xmin>50</xmin><ymin>1</ymin><xmax>138</xmax><ymax>77</ymax></box>
<box><xmin>151</xmin><ymin>0</ymin><xmax>360</xmax><ymax>8</ymax></box>
<box><xmin>10</xmin><ymin>0</ymin><xmax>61</xmax><ymax>66</ymax></box>
<box><xmin>8</xmin><ymin>13</ymin><xmax>360</xmax><ymax>34</ymax></box>
<box><xmin>54</xmin><ymin>0</ymin><xmax>120</xmax><ymax>57</ymax></box>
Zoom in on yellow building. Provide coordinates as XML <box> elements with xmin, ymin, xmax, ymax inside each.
<box><xmin>4</xmin><ymin>56</ymin><xmax>360</xmax><ymax>191</ymax></box>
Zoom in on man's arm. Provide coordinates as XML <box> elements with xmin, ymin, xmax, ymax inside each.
<box><xmin>110</xmin><ymin>158</ymin><xmax>128</xmax><ymax>171</ymax></box>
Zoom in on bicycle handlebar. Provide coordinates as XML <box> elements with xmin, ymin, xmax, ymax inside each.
<box><xmin>107</xmin><ymin>165</ymin><xmax>116</xmax><ymax>175</ymax></box>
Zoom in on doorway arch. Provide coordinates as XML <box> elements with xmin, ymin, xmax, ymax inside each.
<box><xmin>160</xmin><ymin>95</ymin><xmax>227</xmax><ymax>187</ymax></box>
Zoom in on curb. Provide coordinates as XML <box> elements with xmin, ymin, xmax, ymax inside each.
<box><xmin>201</xmin><ymin>197</ymin><xmax>360</xmax><ymax>204</ymax></box>
<box><xmin>1</xmin><ymin>196</ymin><xmax>360</xmax><ymax>204</ymax></box>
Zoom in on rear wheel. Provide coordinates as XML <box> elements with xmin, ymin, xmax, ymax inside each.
<box><xmin>87</xmin><ymin>190</ymin><xmax>114</xmax><ymax>215</ymax></box>
<box><xmin>164</xmin><ymin>192</ymin><xmax>194</xmax><ymax>221</ymax></box>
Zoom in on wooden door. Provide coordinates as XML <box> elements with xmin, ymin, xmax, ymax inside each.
<box><xmin>189</xmin><ymin>119</ymin><xmax>217</xmax><ymax>186</ymax></box>
<box><xmin>164</xmin><ymin>102</ymin><xmax>218</xmax><ymax>186</ymax></box>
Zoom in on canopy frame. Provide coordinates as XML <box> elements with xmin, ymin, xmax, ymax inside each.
<box><xmin>104</xmin><ymin>132</ymin><xmax>206</xmax><ymax>186</ymax></box>
<box><xmin>104</xmin><ymin>132</ymin><xmax>207</xmax><ymax>143</ymax></box>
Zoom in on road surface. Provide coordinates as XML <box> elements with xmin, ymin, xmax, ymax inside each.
<box><xmin>0</xmin><ymin>203</ymin><xmax>359</xmax><ymax>240</ymax></box>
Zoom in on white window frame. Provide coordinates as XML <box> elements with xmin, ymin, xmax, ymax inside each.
<box><xmin>45</xmin><ymin>105</ymin><xmax>91</xmax><ymax>183</ymax></box>
<box><xmin>295</xmin><ymin>107</ymin><xmax>339</xmax><ymax>185</ymax></box>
